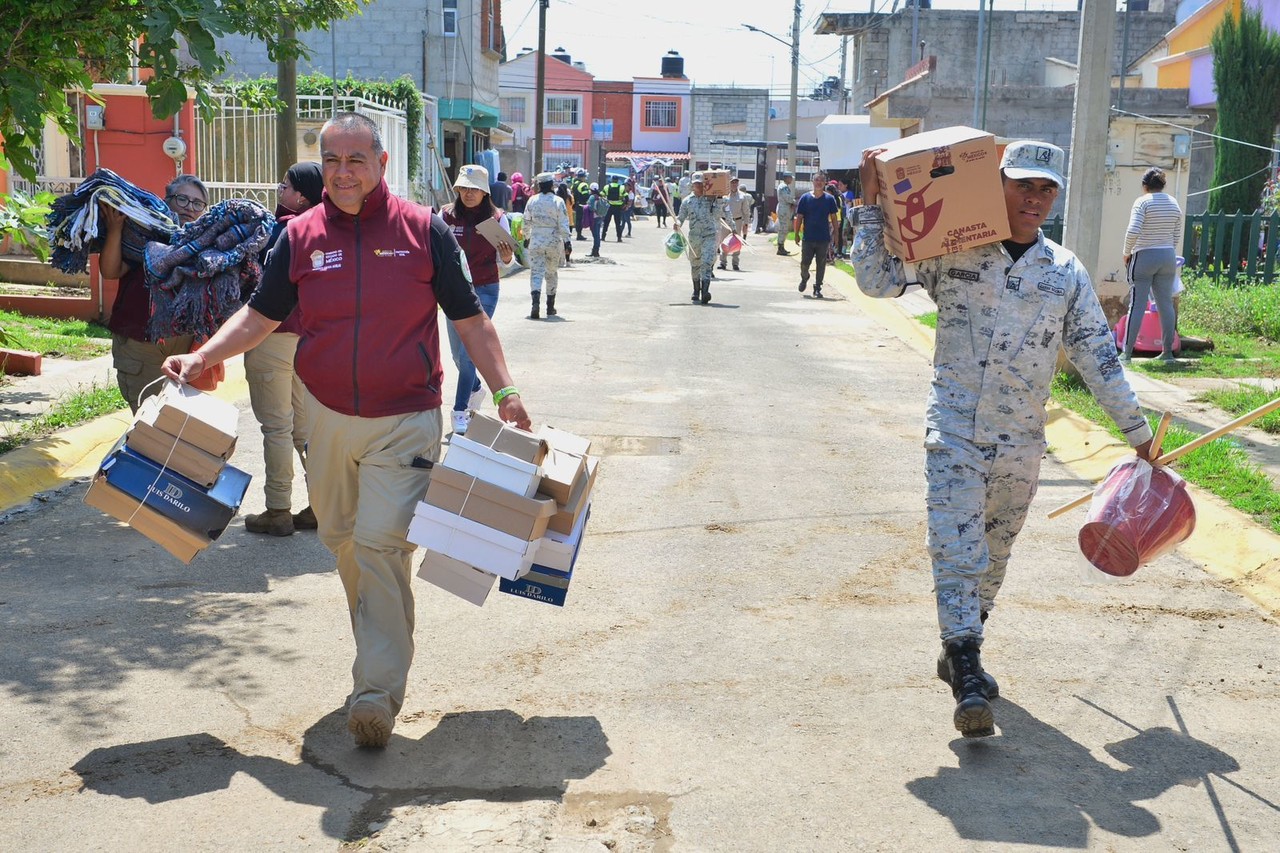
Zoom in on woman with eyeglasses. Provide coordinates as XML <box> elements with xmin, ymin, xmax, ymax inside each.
<box><xmin>98</xmin><ymin>174</ymin><xmax>209</xmax><ymax>411</ymax></box>
<box><xmin>241</xmin><ymin>162</ymin><xmax>324</xmax><ymax>536</ymax></box>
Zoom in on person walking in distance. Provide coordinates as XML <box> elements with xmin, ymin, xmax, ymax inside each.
<box><xmin>442</xmin><ymin>164</ymin><xmax>515</xmax><ymax>435</ymax></box>
<box><xmin>1120</xmin><ymin>167</ymin><xmax>1183</xmax><ymax>364</ymax></box>
<box><xmin>719</xmin><ymin>177</ymin><xmax>754</xmax><ymax>272</ymax></box>
<box><xmin>523</xmin><ymin>172</ymin><xmax>571</xmax><ymax>319</ymax></box>
<box><xmin>242</xmin><ymin>161</ymin><xmax>324</xmax><ymax>537</ymax></box>
<box><xmin>795</xmin><ymin>173</ymin><xmax>839</xmax><ymax>298</ymax></box>
<box><xmin>161</xmin><ymin>112</ymin><xmax>532</xmax><ymax>749</ymax></box>
<box><xmin>601</xmin><ymin>174</ymin><xmax>627</xmax><ymax>242</ymax></box>
<box><xmin>675</xmin><ymin>172</ymin><xmax>728</xmax><ymax>304</ymax></box>
<box><xmin>775</xmin><ymin>171</ymin><xmax>797</xmax><ymax>255</ymax></box>
<box><xmin>587</xmin><ymin>183</ymin><xmax>608</xmax><ymax>258</ymax></box>
<box><xmin>571</xmin><ymin>168</ymin><xmax>591</xmax><ymax>241</ymax></box>
<box><xmin>850</xmin><ymin>140</ymin><xmax>1157</xmax><ymax>739</ymax></box>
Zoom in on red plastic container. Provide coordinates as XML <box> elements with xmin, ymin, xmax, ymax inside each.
<box><xmin>1078</xmin><ymin>459</ymin><xmax>1197</xmax><ymax>576</ymax></box>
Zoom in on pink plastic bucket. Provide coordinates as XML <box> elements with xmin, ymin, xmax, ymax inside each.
<box><xmin>1078</xmin><ymin>460</ymin><xmax>1196</xmax><ymax>576</ymax></box>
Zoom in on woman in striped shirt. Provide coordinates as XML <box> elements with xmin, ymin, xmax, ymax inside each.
<box><xmin>1121</xmin><ymin>167</ymin><xmax>1183</xmax><ymax>363</ymax></box>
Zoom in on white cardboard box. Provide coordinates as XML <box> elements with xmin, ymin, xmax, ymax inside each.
<box><xmin>407</xmin><ymin>502</ymin><xmax>537</xmax><ymax>580</ymax></box>
<box><xmin>417</xmin><ymin>550</ymin><xmax>498</xmax><ymax>606</ymax></box>
<box><xmin>533</xmin><ymin>500</ymin><xmax>591</xmax><ymax>572</ymax></box>
<box><xmin>150</xmin><ymin>381</ymin><xmax>239</xmax><ymax>457</ymax></box>
<box><xmin>444</xmin><ymin>435</ymin><xmax>543</xmax><ymax>498</ymax></box>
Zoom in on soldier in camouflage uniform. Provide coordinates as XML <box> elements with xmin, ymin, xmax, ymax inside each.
<box><xmin>675</xmin><ymin>172</ymin><xmax>730</xmax><ymax>305</ymax></box>
<box><xmin>522</xmin><ymin>173</ymin><xmax>571</xmax><ymax>319</ymax></box>
<box><xmin>851</xmin><ymin>140</ymin><xmax>1158</xmax><ymax>738</ymax></box>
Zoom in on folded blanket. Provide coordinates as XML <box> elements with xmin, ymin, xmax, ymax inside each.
<box><xmin>47</xmin><ymin>169</ymin><xmax>177</xmax><ymax>273</ymax></box>
<box><xmin>143</xmin><ymin>198</ymin><xmax>274</xmax><ymax>341</ymax></box>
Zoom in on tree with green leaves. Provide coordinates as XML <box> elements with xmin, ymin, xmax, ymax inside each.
<box><xmin>1209</xmin><ymin>7</ymin><xmax>1280</xmax><ymax>214</ymax></box>
<box><xmin>0</xmin><ymin>0</ymin><xmax>363</xmax><ymax>182</ymax></box>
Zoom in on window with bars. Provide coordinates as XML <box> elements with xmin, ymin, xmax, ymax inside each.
<box><xmin>643</xmin><ymin>99</ymin><xmax>679</xmax><ymax>130</ymax></box>
<box><xmin>501</xmin><ymin>97</ymin><xmax>526</xmax><ymax>124</ymax></box>
<box><xmin>545</xmin><ymin>97</ymin><xmax>579</xmax><ymax>127</ymax></box>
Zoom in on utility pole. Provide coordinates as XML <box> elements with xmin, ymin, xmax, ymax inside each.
<box><xmin>1063</xmin><ymin>0</ymin><xmax>1118</xmax><ymax>287</ymax></box>
<box><xmin>838</xmin><ymin>36</ymin><xmax>849</xmax><ymax>114</ymax></box>
<box><xmin>972</xmin><ymin>0</ymin><xmax>986</xmax><ymax>128</ymax></box>
<box><xmin>277</xmin><ymin>16</ymin><xmax>297</xmax><ymax>177</ymax></box>
<box><xmin>533</xmin><ymin>0</ymin><xmax>549</xmax><ymax>175</ymax></box>
<box><xmin>788</xmin><ymin>0</ymin><xmax>800</xmax><ymax>178</ymax></box>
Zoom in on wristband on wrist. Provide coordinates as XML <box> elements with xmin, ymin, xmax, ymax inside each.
<box><xmin>492</xmin><ymin>386</ymin><xmax>520</xmax><ymax>406</ymax></box>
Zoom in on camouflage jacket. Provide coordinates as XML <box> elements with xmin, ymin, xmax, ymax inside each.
<box><xmin>851</xmin><ymin>204</ymin><xmax>1153</xmax><ymax>448</ymax></box>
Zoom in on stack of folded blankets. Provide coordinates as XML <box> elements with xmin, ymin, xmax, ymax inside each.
<box><xmin>407</xmin><ymin>413</ymin><xmax>598</xmax><ymax>606</ymax></box>
<box><xmin>47</xmin><ymin>168</ymin><xmax>177</xmax><ymax>274</ymax></box>
<box><xmin>84</xmin><ymin>382</ymin><xmax>252</xmax><ymax>564</ymax></box>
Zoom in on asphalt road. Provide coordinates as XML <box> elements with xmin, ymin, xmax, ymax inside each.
<box><xmin>2</xmin><ymin>222</ymin><xmax>1279</xmax><ymax>851</ymax></box>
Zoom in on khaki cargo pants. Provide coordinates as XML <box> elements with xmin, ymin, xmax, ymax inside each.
<box><xmin>244</xmin><ymin>332</ymin><xmax>307</xmax><ymax>511</ymax></box>
<box><xmin>112</xmin><ymin>333</ymin><xmax>194</xmax><ymax>413</ymax></box>
<box><xmin>304</xmin><ymin>386</ymin><xmax>443</xmax><ymax>717</ymax></box>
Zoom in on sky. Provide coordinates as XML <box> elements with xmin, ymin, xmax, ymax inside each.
<box><xmin>504</xmin><ymin>0</ymin><xmax>1096</xmax><ymax>96</ymax></box>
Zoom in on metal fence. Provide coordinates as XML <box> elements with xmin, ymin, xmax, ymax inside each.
<box><xmin>1182</xmin><ymin>211</ymin><xmax>1280</xmax><ymax>284</ymax></box>
<box><xmin>195</xmin><ymin>92</ymin><xmax>413</xmax><ymax>204</ymax></box>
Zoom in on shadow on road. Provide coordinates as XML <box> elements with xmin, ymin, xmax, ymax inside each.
<box><xmin>907</xmin><ymin>698</ymin><xmax>1241</xmax><ymax>848</ymax></box>
<box><xmin>72</xmin><ymin>707</ymin><xmax>611</xmax><ymax>841</ymax></box>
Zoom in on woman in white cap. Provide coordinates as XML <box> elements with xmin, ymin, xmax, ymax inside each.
<box><xmin>441</xmin><ymin>164</ymin><xmax>514</xmax><ymax>435</ymax></box>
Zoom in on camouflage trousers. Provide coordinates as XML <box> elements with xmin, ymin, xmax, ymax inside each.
<box><xmin>527</xmin><ymin>239</ymin><xmax>563</xmax><ymax>297</ymax></box>
<box><xmin>924</xmin><ymin>428</ymin><xmax>1045</xmax><ymax>644</ymax></box>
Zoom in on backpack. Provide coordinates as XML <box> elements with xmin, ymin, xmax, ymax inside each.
<box><xmin>591</xmin><ymin>195</ymin><xmax>610</xmax><ymax>218</ymax></box>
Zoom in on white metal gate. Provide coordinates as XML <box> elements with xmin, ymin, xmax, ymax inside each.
<box><xmin>195</xmin><ymin>92</ymin><xmax>413</xmax><ymax>204</ymax></box>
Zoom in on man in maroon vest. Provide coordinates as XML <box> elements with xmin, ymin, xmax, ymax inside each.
<box><xmin>163</xmin><ymin>112</ymin><xmax>531</xmax><ymax>749</ymax></box>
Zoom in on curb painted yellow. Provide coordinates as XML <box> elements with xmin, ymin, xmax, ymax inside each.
<box><xmin>829</xmin><ymin>263</ymin><xmax>1280</xmax><ymax>617</ymax></box>
<box><xmin>0</xmin><ymin>356</ymin><xmax>249</xmax><ymax>513</ymax></box>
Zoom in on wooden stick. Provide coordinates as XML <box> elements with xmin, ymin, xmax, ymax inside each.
<box><xmin>1150</xmin><ymin>410</ymin><xmax>1174</xmax><ymax>460</ymax></box>
<box><xmin>1046</xmin><ymin>409</ymin><xmax>1170</xmax><ymax>520</ymax></box>
<box><xmin>1047</xmin><ymin>397</ymin><xmax>1280</xmax><ymax>519</ymax></box>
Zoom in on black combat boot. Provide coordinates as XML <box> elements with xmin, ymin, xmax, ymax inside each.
<box><xmin>935</xmin><ymin>611</ymin><xmax>997</xmax><ymax>697</ymax></box>
<box><xmin>700</xmin><ymin>278</ymin><xmax>712</xmax><ymax>305</ymax></box>
<box><xmin>529</xmin><ymin>291</ymin><xmax>540</xmax><ymax>320</ymax></box>
<box><xmin>546</xmin><ymin>293</ymin><xmax>557</xmax><ymax>316</ymax></box>
<box><xmin>691</xmin><ymin>272</ymin><xmax>700</xmax><ymax>302</ymax></box>
<box><xmin>940</xmin><ymin>639</ymin><xmax>995</xmax><ymax>738</ymax></box>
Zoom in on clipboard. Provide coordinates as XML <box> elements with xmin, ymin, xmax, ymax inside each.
<box><xmin>476</xmin><ymin>217</ymin><xmax>517</xmax><ymax>252</ymax></box>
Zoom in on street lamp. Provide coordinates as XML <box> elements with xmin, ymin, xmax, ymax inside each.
<box><xmin>743</xmin><ymin>7</ymin><xmax>800</xmax><ymax>179</ymax></box>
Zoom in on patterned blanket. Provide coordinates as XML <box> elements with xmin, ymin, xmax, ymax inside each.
<box><xmin>142</xmin><ymin>199</ymin><xmax>274</xmax><ymax>342</ymax></box>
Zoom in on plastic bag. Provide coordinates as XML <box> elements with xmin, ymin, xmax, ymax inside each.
<box><xmin>721</xmin><ymin>233</ymin><xmax>744</xmax><ymax>255</ymax></box>
<box><xmin>665</xmin><ymin>230</ymin><xmax>686</xmax><ymax>259</ymax></box>
<box><xmin>1078</xmin><ymin>458</ymin><xmax>1196</xmax><ymax>577</ymax></box>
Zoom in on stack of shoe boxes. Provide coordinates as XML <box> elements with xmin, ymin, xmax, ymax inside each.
<box><xmin>407</xmin><ymin>413</ymin><xmax>597</xmax><ymax>607</ymax></box>
<box><xmin>83</xmin><ymin>382</ymin><xmax>251</xmax><ymax>563</ymax></box>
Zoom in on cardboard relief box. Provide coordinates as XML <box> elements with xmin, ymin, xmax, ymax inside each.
<box><xmin>702</xmin><ymin>169</ymin><xmax>732</xmax><ymax>197</ymax></box>
<box><xmin>407</xmin><ymin>502</ymin><xmax>538</xmax><ymax>581</ymax></box>
<box><xmin>417</xmin><ymin>550</ymin><xmax>499</xmax><ymax>606</ymax></box>
<box><xmin>126</xmin><ymin>398</ymin><xmax>232</xmax><ymax>488</ymax></box>
<box><xmin>423</xmin><ymin>465</ymin><xmax>557</xmax><ymax>541</ymax></box>
<box><xmin>444</xmin><ymin>412</ymin><xmax>547</xmax><ymax>498</ymax></box>
<box><xmin>148</xmin><ymin>381</ymin><xmax>239</xmax><ymax>458</ymax></box>
<box><xmin>871</xmin><ymin>125</ymin><xmax>1010</xmax><ymax>264</ymax></box>
<box><xmin>84</xmin><ymin>475</ymin><xmax>212</xmax><ymax>564</ymax></box>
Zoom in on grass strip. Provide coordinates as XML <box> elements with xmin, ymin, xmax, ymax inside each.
<box><xmin>1195</xmin><ymin>383</ymin><xmax>1280</xmax><ymax>435</ymax></box>
<box><xmin>0</xmin><ymin>309</ymin><xmax>112</xmax><ymax>360</ymax></box>
<box><xmin>1051</xmin><ymin>372</ymin><xmax>1280</xmax><ymax>535</ymax></box>
<box><xmin>0</xmin><ymin>383</ymin><xmax>127</xmax><ymax>455</ymax></box>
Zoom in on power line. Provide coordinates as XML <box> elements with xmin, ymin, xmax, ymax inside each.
<box><xmin>1110</xmin><ymin>107</ymin><xmax>1280</xmax><ymax>154</ymax></box>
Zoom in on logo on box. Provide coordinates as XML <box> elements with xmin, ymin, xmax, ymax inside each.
<box><xmin>892</xmin><ymin>182</ymin><xmax>944</xmax><ymax>262</ymax></box>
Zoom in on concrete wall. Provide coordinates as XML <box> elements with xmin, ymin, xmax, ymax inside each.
<box><xmin>216</xmin><ymin>0</ymin><xmax>498</xmax><ymax>106</ymax></box>
<box><xmin>689</xmin><ymin>87</ymin><xmax>769</xmax><ymax>176</ymax></box>
<box><xmin>836</xmin><ymin>9</ymin><xmax>1178</xmax><ymax>115</ymax></box>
